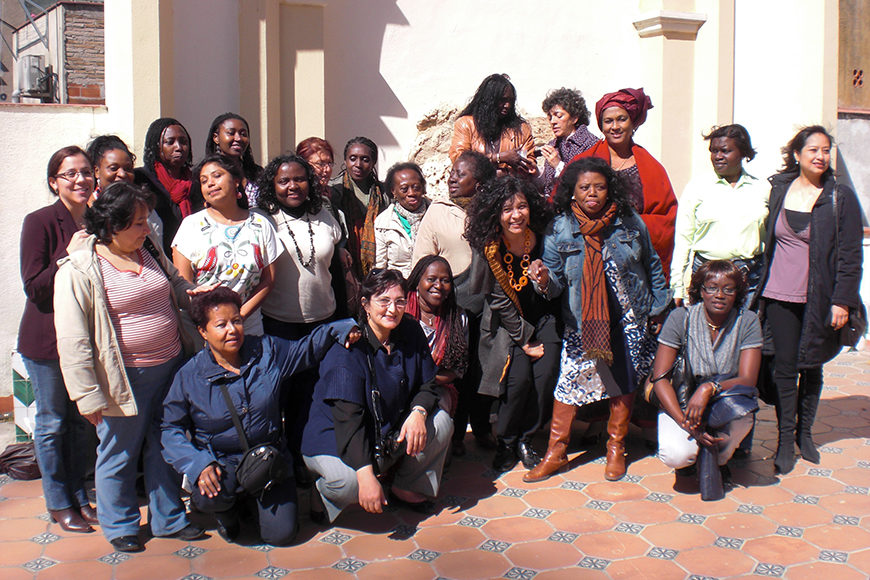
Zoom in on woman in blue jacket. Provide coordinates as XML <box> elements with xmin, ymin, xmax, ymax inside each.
<box><xmin>524</xmin><ymin>157</ymin><xmax>670</xmax><ymax>483</ymax></box>
<box><xmin>161</xmin><ymin>287</ymin><xmax>357</xmax><ymax>546</ymax></box>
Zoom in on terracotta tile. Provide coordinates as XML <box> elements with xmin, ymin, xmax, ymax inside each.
<box><xmin>521</xmin><ymin>488</ymin><xmax>589</xmax><ymax>510</ymax></box>
<box><xmin>415</xmin><ymin>505</ymin><xmax>466</xmax><ymax>527</ymax></box>
<box><xmin>582</xmin><ymin>481</ymin><xmax>648</xmax><ymax>502</ymax></box>
<box><xmin>641</xmin><ymin>521</ymin><xmax>716</xmax><ymax>550</ymax></box>
<box><xmin>286</xmin><ymin>568</ymin><xmax>351</xmax><ymax>580</ymax></box>
<box><xmin>803</xmin><ymin>523</ymin><xmax>870</xmax><ymax>551</ymax></box>
<box><xmin>536</xmin><ymin>569</ymin><xmax>608</xmax><ymax>580</ymax></box>
<box><xmin>433</xmin><ymin>548</ymin><xmax>510</xmax><ymax>580</ymax></box>
<box><xmin>464</xmin><ymin>495</ymin><xmax>528</xmax><ymax>519</ymax></box>
<box><xmin>762</xmin><ymin>502</ymin><xmax>832</xmax><ymax>528</ymax></box>
<box><xmin>0</xmin><ymin>540</ymin><xmax>43</xmax><ymax>566</ymax></box>
<box><xmin>341</xmin><ymin>532</ymin><xmax>414</xmax><ymax>561</ymax></box>
<box><xmin>413</xmin><ymin>525</ymin><xmax>485</xmax><ymax>552</ymax></box>
<box><xmin>819</xmin><ymin>492</ymin><xmax>870</xmax><ymax>516</ymax></box>
<box><xmin>668</xmin><ymin>492</ymin><xmax>738</xmax><ymax>515</ymax></box>
<box><xmin>0</xmin><ymin>567</ymin><xmax>38</xmax><ymax>580</ymax></box>
<box><xmin>831</xmin><ymin>466</ymin><xmax>870</xmax><ymax>486</ymax></box>
<box><xmin>624</xmin><ymin>455</ymin><xmax>671</xmax><ymax>476</ymax></box>
<box><xmin>727</xmin><ymin>483</ymin><xmax>795</xmax><ymax>505</ymax></box>
<box><xmin>573</xmin><ymin>530</ymin><xmax>650</xmax><ymax>559</ymax></box>
<box><xmin>0</xmin><ymin>480</ymin><xmax>44</xmax><ymax>498</ymax></box>
<box><xmin>546</xmin><ymin>507</ymin><xmax>616</xmax><ymax>533</ymax></box>
<box><xmin>742</xmin><ymin>536</ymin><xmax>814</xmax><ymax>565</ymax></box>
<box><xmin>705</xmin><ymin>513</ymin><xmax>777</xmax><ymax>539</ymax></box>
<box><xmin>190</xmin><ymin>544</ymin><xmax>269</xmax><ymax>577</ymax></box>
<box><xmin>674</xmin><ymin>545</ymin><xmax>756</xmax><ymax>577</ymax></box>
<box><xmin>786</xmin><ymin>561</ymin><xmax>868</xmax><ymax>580</ymax></box>
<box><xmin>780</xmin><ymin>475</ymin><xmax>847</xmax><ymax>496</ymax></box>
<box><xmin>847</xmin><ymin>548</ymin><xmax>870</xmax><ymax>573</ymax></box>
<box><xmin>0</xmin><ymin>517</ymin><xmax>47</xmax><ymax>541</ymax></box>
<box><xmin>37</xmin><ymin>560</ymin><xmax>113</xmax><ymax>580</ymax></box>
<box><xmin>482</xmin><ymin>516</ymin><xmax>553</xmax><ymax>544</ymax></box>
<box><xmin>441</xmin><ymin>475</ymin><xmax>498</xmax><ymax>499</ymax></box>
<box><xmin>608</xmin><ymin>499</ymin><xmax>679</xmax><ymax>524</ymax></box>
<box><xmin>630</xmin><ymin>473</ymin><xmax>677</xmax><ymax>494</ymax></box>
<box><xmin>137</xmin><ymin>536</ymin><xmax>193</xmax><ymax>556</ymax></box>
<box><xmin>0</xmin><ymin>496</ymin><xmax>47</xmax><ymax>518</ymax></box>
<box><xmin>356</xmin><ymin>559</ymin><xmax>436</xmax><ymax>579</ymax></box>
<box><xmin>42</xmin><ymin>534</ymin><xmax>118</xmax><ymax>562</ymax></box>
<box><xmin>269</xmin><ymin>541</ymin><xmax>344</xmax><ymax>569</ymax></box>
<box><xmin>607</xmin><ymin>556</ymin><xmax>685</xmax><ymax>579</ymax></box>
<box><xmin>504</xmin><ymin>539</ymin><xmax>581</xmax><ymax>570</ymax></box>
<box><xmin>115</xmin><ymin>554</ymin><xmax>192</xmax><ymax>580</ymax></box>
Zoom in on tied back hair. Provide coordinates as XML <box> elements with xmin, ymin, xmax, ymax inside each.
<box><xmin>205</xmin><ymin>112</ymin><xmax>261</xmax><ymax>183</ymax></box>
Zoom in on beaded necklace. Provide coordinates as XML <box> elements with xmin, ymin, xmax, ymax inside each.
<box><xmin>277</xmin><ymin>210</ymin><xmax>316</xmax><ymax>270</ymax></box>
<box><xmin>502</xmin><ymin>229</ymin><xmax>531</xmax><ymax>291</ymax></box>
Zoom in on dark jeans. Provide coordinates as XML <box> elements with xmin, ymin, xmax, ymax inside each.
<box><xmin>191</xmin><ymin>456</ymin><xmax>297</xmax><ymax>546</ymax></box>
<box><xmin>765</xmin><ymin>299</ymin><xmax>823</xmax><ymax>439</ymax></box>
<box><xmin>495</xmin><ymin>341</ymin><xmax>560</xmax><ymax>445</ymax></box>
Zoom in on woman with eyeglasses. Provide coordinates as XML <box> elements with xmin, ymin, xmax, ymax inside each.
<box><xmin>302</xmin><ymin>268</ymin><xmax>452</xmax><ymax>522</ymax></box>
<box><xmin>374</xmin><ymin>162</ymin><xmax>430</xmax><ymax>277</ymax></box>
<box><xmin>651</xmin><ymin>260</ymin><xmax>761</xmax><ymax>498</ymax></box>
<box><xmin>18</xmin><ymin>146</ymin><xmax>97</xmax><ymax>533</ymax></box>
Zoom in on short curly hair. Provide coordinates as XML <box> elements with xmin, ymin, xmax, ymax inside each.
<box><xmin>384</xmin><ymin>161</ymin><xmax>426</xmax><ymax>196</ymax></box>
<box><xmin>702</xmin><ymin>124</ymin><xmax>756</xmax><ymax>161</ymax></box>
<box><xmin>190</xmin><ymin>286</ymin><xmax>244</xmax><ymax>329</ymax></box>
<box><xmin>464</xmin><ymin>176</ymin><xmax>551</xmax><ymax>253</ymax></box>
<box><xmin>553</xmin><ymin>157</ymin><xmax>633</xmax><ymax>218</ymax></box>
<box><xmin>357</xmin><ymin>268</ymin><xmax>407</xmax><ymax>324</ymax></box>
<box><xmin>541</xmin><ymin>87</ymin><xmax>591</xmax><ymax>128</ymax></box>
<box><xmin>256</xmin><ymin>154</ymin><xmax>322</xmax><ymax>216</ymax></box>
<box><xmin>687</xmin><ymin>259</ymin><xmax>747</xmax><ymax>309</ymax></box>
<box><xmin>84</xmin><ymin>182</ymin><xmax>155</xmax><ymax>244</ymax></box>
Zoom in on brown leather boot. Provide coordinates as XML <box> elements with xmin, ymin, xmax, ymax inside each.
<box><xmin>604</xmin><ymin>393</ymin><xmax>634</xmax><ymax>481</ymax></box>
<box><xmin>523</xmin><ymin>401</ymin><xmax>576</xmax><ymax>483</ymax></box>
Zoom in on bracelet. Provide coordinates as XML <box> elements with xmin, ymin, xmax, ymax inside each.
<box><xmin>709</xmin><ymin>382</ymin><xmax>721</xmax><ymax>396</ymax></box>
<box><xmin>412</xmin><ymin>406</ymin><xmax>427</xmax><ymax>418</ymax></box>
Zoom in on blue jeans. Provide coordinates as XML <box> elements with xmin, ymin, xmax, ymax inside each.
<box><xmin>95</xmin><ymin>354</ymin><xmax>188</xmax><ymax>541</ymax></box>
<box><xmin>21</xmin><ymin>356</ymin><xmax>93</xmax><ymax>511</ymax></box>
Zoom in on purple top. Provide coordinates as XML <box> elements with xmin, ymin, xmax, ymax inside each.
<box><xmin>762</xmin><ymin>207</ymin><xmax>810</xmax><ymax>303</ymax></box>
<box><xmin>539</xmin><ymin>126</ymin><xmax>599</xmax><ymax>192</ymax></box>
<box><xmin>617</xmin><ymin>164</ymin><xmax>644</xmax><ymax>213</ymax></box>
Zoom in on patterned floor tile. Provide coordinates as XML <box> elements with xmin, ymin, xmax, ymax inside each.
<box><xmin>819</xmin><ymin>550</ymin><xmax>848</xmax><ymax>562</ymax></box>
<box><xmin>647</xmin><ymin>547</ymin><xmax>677</xmax><ymax>560</ymax></box>
<box><xmin>523</xmin><ymin>508</ymin><xmax>552</xmax><ymax>519</ymax></box>
<box><xmin>547</xmin><ymin>531</ymin><xmax>579</xmax><ymax>543</ymax></box>
<box><xmin>714</xmin><ymin>536</ymin><xmax>744</xmax><ymax>549</ymax></box>
<box><xmin>504</xmin><ymin>566</ymin><xmax>537</xmax><ymax>579</ymax></box>
<box><xmin>408</xmin><ymin>548</ymin><xmax>440</xmax><ymax>562</ymax></box>
<box><xmin>255</xmin><ymin>566</ymin><xmax>289</xmax><ymax>579</ymax></box>
<box><xmin>332</xmin><ymin>558</ymin><xmax>367</xmax><ymax>573</ymax></box>
<box><xmin>23</xmin><ymin>557</ymin><xmax>58</xmax><ymax>572</ymax></box>
<box><xmin>480</xmin><ymin>539</ymin><xmax>511</xmax><ymax>553</ymax></box>
<box><xmin>176</xmin><ymin>545</ymin><xmax>207</xmax><ymax>558</ymax></box>
<box><xmin>577</xmin><ymin>557</ymin><xmax>610</xmax><ymax>570</ymax></box>
<box><xmin>754</xmin><ymin>562</ymin><xmax>786</xmax><ymax>577</ymax></box>
<box><xmin>458</xmin><ymin>516</ymin><xmax>487</xmax><ymax>527</ymax></box>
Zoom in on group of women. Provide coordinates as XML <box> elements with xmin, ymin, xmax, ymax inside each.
<box><xmin>18</xmin><ymin>74</ymin><xmax>864</xmax><ymax>549</ymax></box>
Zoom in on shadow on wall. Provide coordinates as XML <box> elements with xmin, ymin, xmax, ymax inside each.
<box><xmin>323</xmin><ymin>0</ymin><xmax>408</xmax><ymax>171</ymax></box>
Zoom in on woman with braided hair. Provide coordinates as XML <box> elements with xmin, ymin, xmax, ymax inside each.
<box><xmin>465</xmin><ymin>176</ymin><xmax>559</xmax><ymax>472</ymax></box>
<box><xmin>524</xmin><ymin>157</ymin><xmax>670</xmax><ymax>483</ymax></box>
<box><xmin>330</xmin><ymin>136</ymin><xmax>390</xmax><ymax>279</ymax></box>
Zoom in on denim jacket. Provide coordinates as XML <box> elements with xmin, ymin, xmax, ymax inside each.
<box><xmin>540</xmin><ymin>211</ymin><xmax>671</xmax><ymax>331</ymax></box>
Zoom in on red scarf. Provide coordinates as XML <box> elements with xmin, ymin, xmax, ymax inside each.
<box><xmin>154</xmin><ymin>162</ymin><xmax>193</xmax><ymax>218</ymax></box>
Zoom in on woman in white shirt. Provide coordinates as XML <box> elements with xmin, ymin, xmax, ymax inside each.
<box><xmin>671</xmin><ymin>124</ymin><xmax>768</xmax><ymax>308</ymax></box>
<box><xmin>172</xmin><ymin>155</ymin><xmax>281</xmax><ymax>336</ymax></box>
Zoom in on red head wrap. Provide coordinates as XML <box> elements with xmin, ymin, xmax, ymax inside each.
<box><xmin>595</xmin><ymin>88</ymin><xmax>653</xmax><ymax>130</ymax></box>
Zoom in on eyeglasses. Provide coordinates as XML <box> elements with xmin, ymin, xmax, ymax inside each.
<box><xmin>310</xmin><ymin>161</ymin><xmax>334</xmax><ymax>170</ymax></box>
<box><xmin>701</xmin><ymin>285</ymin><xmax>737</xmax><ymax>296</ymax></box>
<box><xmin>372</xmin><ymin>297</ymin><xmax>407</xmax><ymax>309</ymax></box>
<box><xmin>55</xmin><ymin>169</ymin><xmax>94</xmax><ymax>181</ymax></box>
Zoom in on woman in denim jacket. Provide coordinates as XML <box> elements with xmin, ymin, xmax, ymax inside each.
<box><xmin>524</xmin><ymin>157</ymin><xmax>671</xmax><ymax>483</ymax></box>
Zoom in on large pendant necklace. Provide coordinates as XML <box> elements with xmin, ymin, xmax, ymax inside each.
<box><xmin>503</xmin><ymin>229</ymin><xmax>531</xmax><ymax>291</ymax></box>
<box><xmin>283</xmin><ymin>212</ymin><xmax>316</xmax><ymax>270</ymax></box>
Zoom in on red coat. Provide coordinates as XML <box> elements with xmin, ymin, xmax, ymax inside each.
<box><xmin>571</xmin><ymin>140</ymin><xmax>677</xmax><ymax>282</ymax></box>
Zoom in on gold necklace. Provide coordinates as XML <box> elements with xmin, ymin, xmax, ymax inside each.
<box><xmin>503</xmin><ymin>229</ymin><xmax>531</xmax><ymax>291</ymax></box>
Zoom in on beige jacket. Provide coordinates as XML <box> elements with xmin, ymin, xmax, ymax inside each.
<box><xmin>411</xmin><ymin>199</ymin><xmax>472</xmax><ymax>275</ymax></box>
<box><xmin>54</xmin><ymin>234</ymin><xmax>194</xmax><ymax>417</ymax></box>
<box><xmin>374</xmin><ymin>203</ymin><xmax>415</xmax><ymax>277</ymax></box>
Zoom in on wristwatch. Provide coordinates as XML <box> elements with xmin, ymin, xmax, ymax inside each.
<box><xmin>412</xmin><ymin>406</ymin><xmax>427</xmax><ymax>418</ymax></box>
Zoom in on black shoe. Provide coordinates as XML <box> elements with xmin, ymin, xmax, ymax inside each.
<box><xmin>166</xmin><ymin>524</ymin><xmax>206</xmax><ymax>541</ymax></box>
<box><xmin>492</xmin><ymin>440</ymin><xmax>518</xmax><ymax>472</ymax></box>
<box><xmin>517</xmin><ymin>440</ymin><xmax>541</xmax><ymax>469</ymax></box>
<box><xmin>110</xmin><ymin>535</ymin><xmax>144</xmax><ymax>553</ymax></box>
<box><xmin>774</xmin><ymin>444</ymin><xmax>795</xmax><ymax>475</ymax></box>
<box><xmin>799</xmin><ymin>436</ymin><xmax>821</xmax><ymax>464</ymax></box>
<box><xmin>217</xmin><ymin>522</ymin><xmax>240</xmax><ymax>542</ymax></box>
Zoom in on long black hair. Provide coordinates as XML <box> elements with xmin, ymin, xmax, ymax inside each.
<box><xmin>205</xmin><ymin>112</ymin><xmax>261</xmax><ymax>183</ymax></box>
<box><xmin>143</xmin><ymin>117</ymin><xmax>193</xmax><ymax>171</ymax></box>
<box><xmin>458</xmin><ymin>74</ymin><xmax>525</xmax><ymax>146</ymax></box>
<box><xmin>464</xmin><ymin>176</ymin><xmax>551</xmax><ymax>253</ymax></box>
<box><xmin>553</xmin><ymin>157</ymin><xmax>634</xmax><ymax>218</ymax></box>
<box><xmin>256</xmin><ymin>154</ymin><xmax>322</xmax><ymax>215</ymax></box>
<box><xmin>779</xmin><ymin>125</ymin><xmax>833</xmax><ymax>176</ymax></box>
<box><xmin>406</xmin><ymin>255</ymin><xmax>468</xmax><ymax>376</ymax></box>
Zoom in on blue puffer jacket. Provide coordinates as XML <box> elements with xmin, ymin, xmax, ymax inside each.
<box><xmin>541</xmin><ymin>211</ymin><xmax>671</xmax><ymax>330</ymax></box>
<box><xmin>161</xmin><ymin>320</ymin><xmax>356</xmax><ymax>484</ymax></box>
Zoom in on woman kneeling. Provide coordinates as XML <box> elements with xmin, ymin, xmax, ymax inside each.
<box><xmin>652</xmin><ymin>260</ymin><xmax>761</xmax><ymax>499</ymax></box>
<box><xmin>161</xmin><ymin>287</ymin><xmax>357</xmax><ymax>545</ymax></box>
<box><xmin>302</xmin><ymin>269</ymin><xmax>453</xmax><ymax>523</ymax></box>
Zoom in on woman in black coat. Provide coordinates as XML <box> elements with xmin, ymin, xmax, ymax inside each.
<box><xmin>755</xmin><ymin>125</ymin><xmax>864</xmax><ymax>475</ymax></box>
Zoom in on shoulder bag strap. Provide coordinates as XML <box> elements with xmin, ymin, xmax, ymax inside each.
<box><xmin>217</xmin><ymin>381</ymin><xmax>250</xmax><ymax>452</ymax></box>
<box><xmin>833</xmin><ymin>183</ymin><xmax>840</xmax><ymax>265</ymax></box>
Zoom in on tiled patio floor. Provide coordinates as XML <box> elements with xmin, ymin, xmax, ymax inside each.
<box><xmin>1</xmin><ymin>347</ymin><xmax>869</xmax><ymax>579</ymax></box>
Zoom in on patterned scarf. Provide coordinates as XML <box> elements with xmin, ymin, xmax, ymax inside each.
<box><xmin>341</xmin><ymin>172</ymin><xmax>384</xmax><ymax>277</ymax></box>
<box><xmin>449</xmin><ymin>190</ymin><xmax>474</xmax><ymax>211</ymax></box>
<box><xmin>571</xmin><ymin>200</ymin><xmax>618</xmax><ymax>364</ymax></box>
<box><xmin>393</xmin><ymin>200</ymin><xmax>429</xmax><ymax>241</ymax></box>
<box><xmin>154</xmin><ymin>161</ymin><xmax>193</xmax><ymax>218</ymax></box>
<box><xmin>483</xmin><ymin>239</ymin><xmax>522</xmax><ymax>316</ymax></box>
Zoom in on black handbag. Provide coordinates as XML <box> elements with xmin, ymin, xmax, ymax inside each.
<box><xmin>832</xmin><ymin>186</ymin><xmax>867</xmax><ymax>348</ymax></box>
<box><xmin>643</xmin><ymin>309</ymin><xmax>693</xmax><ymax>409</ymax></box>
<box><xmin>217</xmin><ymin>382</ymin><xmax>288</xmax><ymax>496</ymax></box>
<box><xmin>363</xmin><ymin>344</ymin><xmax>407</xmax><ymax>473</ymax></box>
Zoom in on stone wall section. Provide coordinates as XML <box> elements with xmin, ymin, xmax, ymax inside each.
<box><xmin>64</xmin><ymin>5</ymin><xmax>105</xmax><ymax>105</ymax></box>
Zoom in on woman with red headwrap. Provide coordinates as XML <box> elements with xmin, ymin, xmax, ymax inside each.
<box><xmin>569</xmin><ymin>88</ymin><xmax>677</xmax><ymax>282</ymax></box>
